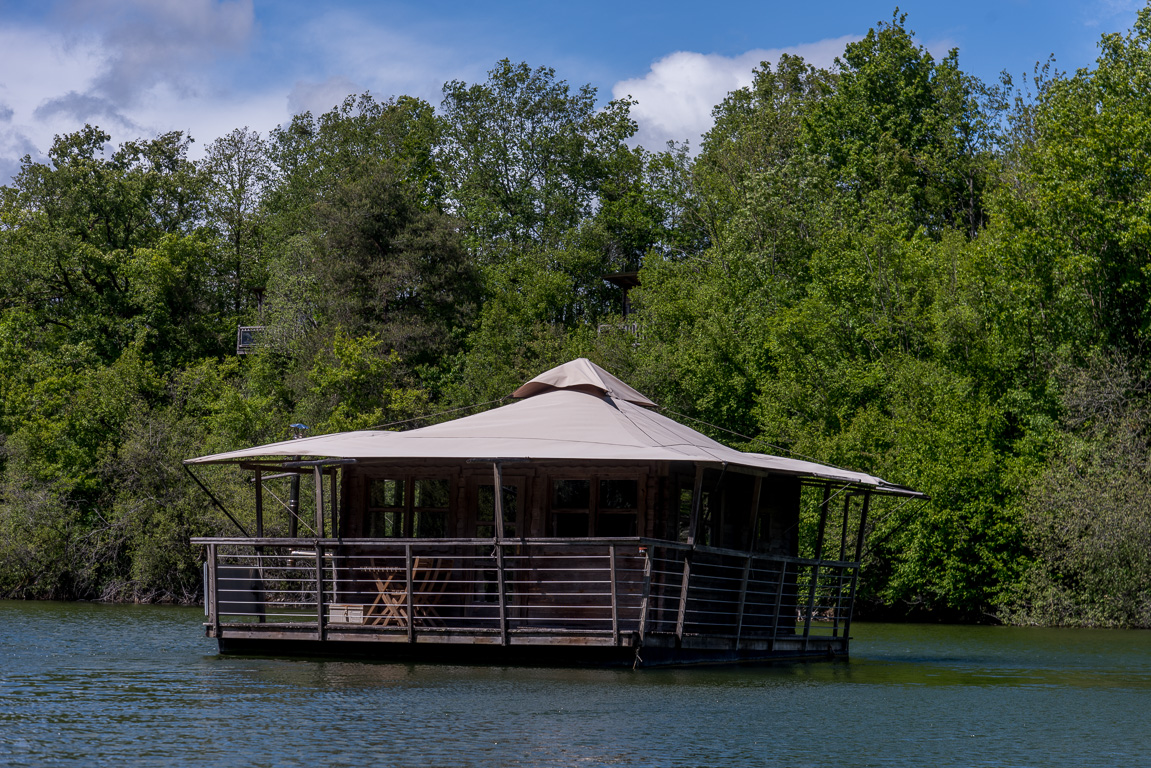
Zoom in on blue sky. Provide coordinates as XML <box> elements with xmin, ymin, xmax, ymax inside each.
<box><xmin>0</xmin><ymin>0</ymin><xmax>1144</xmax><ymax>183</ymax></box>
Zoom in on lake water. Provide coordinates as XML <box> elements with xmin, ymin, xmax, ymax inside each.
<box><xmin>1</xmin><ymin>600</ymin><xmax>1149</xmax><ymax>767</ymax></box>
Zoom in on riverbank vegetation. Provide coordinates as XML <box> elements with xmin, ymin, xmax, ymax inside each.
<box><xmin>3</xmin><ymin>9</ymin><xmax>1151</xmax><ymax>626</ymax></box>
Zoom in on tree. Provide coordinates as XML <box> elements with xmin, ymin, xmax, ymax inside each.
<box><xmin>202</xmin><ymin>127</ymin><xmax>271</xmax><ymax>318</ymax></box>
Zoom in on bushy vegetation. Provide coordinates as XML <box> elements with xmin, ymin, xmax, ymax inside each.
<box><xmin>3</xmin><ymin>9</ymin><xmax>1151</xmax><ymax>624</ymax></box>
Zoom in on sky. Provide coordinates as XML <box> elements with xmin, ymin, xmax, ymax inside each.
<box><xmin>0</xmin><ymin>0</ymin><xmax>1145</xmax><ymax>184</ymax></box>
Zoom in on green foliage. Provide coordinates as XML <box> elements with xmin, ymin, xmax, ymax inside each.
<box><xmin>1002</xmin><ymin>356</ymin><xmax>1151</xmax><ymax>627</ymax></box>
<box><xmin>5</xmin><ymin>8</ymin><xmax>1151</xmax><ymax>623</ymax></box>
<box><xmin>302</xmin><ymin>330</ymin><xmax>429</xmax><ymax>433</ymax></box>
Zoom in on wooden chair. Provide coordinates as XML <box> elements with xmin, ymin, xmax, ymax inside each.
<box><xmin>364</xmin><ymin>557</ymin><xmax>451</xmax><ymax>628</ymax></box>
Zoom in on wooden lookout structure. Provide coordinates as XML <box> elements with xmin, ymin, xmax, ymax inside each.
<box><xmin>188</xmin><ymin>359</ymin><xmax>922</xmax><ymax>667</ymax></box>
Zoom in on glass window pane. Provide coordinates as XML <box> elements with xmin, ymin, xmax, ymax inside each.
<box><xmin>477</xmin><ymin>486</ymin><xmax>494</xmax><ymax>523</ymax></box>
<box><xmin>414</xmin><ymin>478</ymin><xmax>450</xmax><ymax>508</ymax></box>
<box><xmin>552</xmin><ymin>479</ymin><xmax>590</xmax><ymax>509</ymax></box>
<box><xmin>597</xmin><ymin>513</ymin><xmax>637</xmax><ymax>537</ymax></box>
<box><xmin>554</xmin><ymin>512</ymin><xmax>589</xmax><ymax>537</ymax></box>
<box><xmin>366</xmin><ymin>509</ymin><xmax>402</xmax><ymax>538</ymax></box>
<box><xmin>599</xmin><ymin>479</ymin><xmax>637</xmax><ymax>510</ymax></box>
<box><xmin>477</xmin><ymin>484</ymin><xmax>517</xmax><ymax>536</ymax></box>
<box><xmin>677</xmin><ymin>487</ymin><xmax>693</xmax><ymax>543</ymax></box>
<box><xmin>413</xmin><ymin>509</ymin><xmax>448</xmax><ymax>538</ymax></box>
<box><xmin>368</xmin><ymin>478</ymin><xmax>404</xmax><ymax>508</ymax></box>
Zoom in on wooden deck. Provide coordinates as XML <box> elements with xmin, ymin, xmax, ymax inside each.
<box><xmin>193</xmin><ymin>536</ymin><xmax>859</xmax><ymax>667</ymax></box>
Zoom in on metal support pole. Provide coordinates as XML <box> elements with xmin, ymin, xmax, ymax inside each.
<box><xmin>313</xmin><ymin>466</ymin><xmax>324</xmax><ymax>538</ymax></box>
<box><xmin>735</xmin><ymin>554</ymin><xmax>752</xmax><ymax>645</ymax></box>
<box><xmin>331</xmin><ymin>469</ymin><xmax>339</xmax><ymax>539</ymax></box>
<box><xmin>772</xmin><ymin>560</ymin><xmax>787</xmax><ymax>642</ymax></box>
<box><xmin>745</xmin><ymin>475</ymin><xmax>763</xmax><ymax>544</ymax></box>
<box><xmin>315</xmin><ymin>543</ymin><xmax>325</xmax><ymax>640</ymax></box>
<box><xmin>804</xmin><ymin>484</ymin><xmax>831</xmax><ymax>649</ymax></box>
<box><xmin>839</xmin><ymin>492</ymin><xmax>852</xmax><ymax>563</ymax></box>
<box><xmin>208</xmin><ymin>543</ymin><xmax>219</xmax><ymax>637</ymax></box>
<box><xmin>405</xmin><ymin>544</ymin><xmax>415</xmax><ymax>643</ymax></box>
<box><xmin>675</xmin><ymin>549</ymin><xmax>692</xmax><ymax>641</ymax></box>
<box><xmin>288</xmin><ymin>465</ymin><xmax>300</xmax><ymax>538</ymax></box>
<box><xmin>255</xmin><ymin>469</ymin><xmax>264</xmax><ymax>538</ymax></box>
<box><xmin>843</xmin><ymin>491</ymin><xmax>871</xmax><ymax>643</ymax></box>
<box><xmin>497</xmin><ymin>542</ymin><xmax>509</xmax><ymax>645</ymax></box>
<box><xmin>254</xmin><ymin>470</ymin><xmax>266</xmax><ymax>624</ymax></box>
<box><xmin>834</xmin><ymin>493</ymin><xmax>852</xmax><ymax>638</ymax></box>
<box><xmin>637</xmin><ymin>546</ymin><xmax>653</xmax><ymax>642</ymax></box>
<box><xmin>677</xmin><ymin>466</ymin><xmax>705</xmax><ymax>641</ymax></box>
<box><xmin>609</xmin><ymin>544</ymin><xmax>619</xmax><ymax>645</ymax></box>
<box><xmin>491</xmin><ymin>462</ymin><xmax>505</xmax><ymax>542</ymax></box>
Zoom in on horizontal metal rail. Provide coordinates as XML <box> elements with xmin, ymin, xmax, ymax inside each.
<box><xmin>197</xmin><ymin>538</ymin><xmax>858</xmax><ymax>646</ymax></box>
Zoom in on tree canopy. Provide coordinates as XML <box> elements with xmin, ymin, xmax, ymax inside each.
<box><xmin>4</xmin><ymin>8</ymin><xmax>1151</xmax><ymax>624</ymax></box>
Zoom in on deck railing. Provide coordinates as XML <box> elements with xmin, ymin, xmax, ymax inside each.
<box><xmin>194</xmin><ymin>537</ymin><xmax>860</xmax><ymax>647</ymax></box>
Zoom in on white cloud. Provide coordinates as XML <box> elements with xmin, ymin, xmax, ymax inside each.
<box><xmin>56</xmin><ymin>0</ymin><xmax>254</xmax><ymax>104</ymax></box>
<box><xmin>1085</xmin><ymin>0</ymin><xmax>1141</xmax><ymax>26</ymax></box>
<box><xmin>287</xmin><ymin>76</ymin><xmax>365</xmax><ymax>117</ymax></box>
<box><xmin>289</xmin><ymin>10</ymin><xmax>481</xmax><ymax>108</ymax></box>
<box><xmin>613</xmin><ymin>35</ymin><xmax>860</xmax><ymax>151</ymax></box>
<box><xmin>0</xmin><ymin>2</ymin><xmax>274</xmax><ymax>182</ymax></box>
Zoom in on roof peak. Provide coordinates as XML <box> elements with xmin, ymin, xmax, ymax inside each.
<box><xmin>511</xmin><ymin>358</ymin><xmax>657</xmax><ymax>407</ymax></box>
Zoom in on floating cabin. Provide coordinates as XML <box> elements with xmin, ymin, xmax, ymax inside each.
<box><xmin>188</xmin><ymin>359</ymin><xmax>922</xmax><ymax>667</ymax></box>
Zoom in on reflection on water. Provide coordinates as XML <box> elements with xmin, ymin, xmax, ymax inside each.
<box><xmin>1</xmin><ymin>600</ymin><xmax>1149</xmax><ymax>767</ymax></box>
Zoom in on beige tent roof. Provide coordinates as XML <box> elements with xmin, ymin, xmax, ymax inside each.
<box><xmin>186</xmin><ymin>358</ymin><xmax>921</xmax><ymax>496</ymax></box>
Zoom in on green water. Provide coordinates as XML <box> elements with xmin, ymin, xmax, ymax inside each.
<box><xmin>1</xmin><ymin>600</ymin><xmax>1148</xmax><ymax>767</ymax></box>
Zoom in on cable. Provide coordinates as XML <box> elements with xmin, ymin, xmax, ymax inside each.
<box><xmin>658</xmin><ymin>406</ymin><xmax>827</xmax><ymax>464</ymax></box>
<box><xmin>364</xmin><ymin>396</ymin><xmax>512</xmax><ymax>431</ymax></box>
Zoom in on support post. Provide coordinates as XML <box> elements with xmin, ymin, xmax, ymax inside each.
<box><xmin>255</xmin><ymin>469</ymin><xmax>264</xmax><ymax>538</ymax></box>
<box><xmin>834</xmin><ymin>493</ymin><xmax>852</xmax><ymax>638</ymax></box>
<box><xmin>804</xmin><ymin>484</ymin><xmax>831</xmax><ymax>649</ymax></box>
<box><xmin>315</xmin><ymin>543</ymin><xmax>325</xmax><ymax>640</ymax></box>
<box><xmin>497</xmin><ymin>542</ymin><xmax>508</xmax><ymax>645</ymax></box>
<box><xmin>843</xmin><ymin>491</ymin><xmax>871</xmax><ymax>642</ymax></box>
<box><xmin>492</xmin><ymin>462</ymin><xmax>505</xmax><ymax>542</ymax></box>
<box><xmin>405</xmin><ymin>544</ymin><xmax>415</xmax><ymax>643</ymax></box>
<box><xmin>735</xmin><ymin>554</ymin><xmax>753</xmax><ymax>645</ymax></box>
<box><xmin>208</xmin><ymin>543</ymin><xmax>219</xmax><ymax>637</ymax></box>
<box><xmin>288</xmin><ymin>467</ymin><xmax>300</xmax><ymax>538</ymax></box>
<box><xmin>254</xmin><ymin>470</ymin><xmax>266</xmax><ymax>624</ymax></box>
<box><xmin>609</xmin><ymin>544</ymin><xmax>619</xmax><ymax>645</ymax></box>
<box><xmin>772</xmin><ymin>560</ymin><xmax>787</xmax><ymax>642</ymax></box>
<box><xmin>744</xmin><ymin>475</ymin><xmax>763</xmax><ymax>544</ymax></box>
<box><xmin>637</xmin><ymin>546</ymin><xmax>653</xmax><ymax>642</ymax></box>
<box><xmin>331</xmin><ymin>469</ymin><xmax>339</xmax><ymax>539</ymax></box>
<box><xmin>677</xmin><ymin>466</ymin><xmax>705</xmax><ymax>641</ymax></box>
<box><xmin>313</xmin><ymin>466</ymin><xmax>324</xmax><ymax>538</ymax></box>
<box><xmin>839</xmin><ymin>493</ymin><xmax>852</xmax><ymax>563</ymax></box>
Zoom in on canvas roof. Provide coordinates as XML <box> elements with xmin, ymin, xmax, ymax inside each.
<box><xmin>186</xmin><ymin>358</ymin><xmax>921</xmax><ymax>496</ymax></box>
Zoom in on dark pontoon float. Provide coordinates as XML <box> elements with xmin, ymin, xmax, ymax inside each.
<box><xmin>188</xmin><ymin>359</ymin><xmax>921</xmax><ymax>667</ymax></box>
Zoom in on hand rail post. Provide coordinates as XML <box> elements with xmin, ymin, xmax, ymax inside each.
<box><xmin>735</xmin><ymin>553</ymin><xmax>752</xmax><ymax>647</ymax></box>
<box><xmin>843</xmin><ymin>491</ymin><xmax>871</xmax><ymax>645</ymax></box>
<box><xmin>405</xmin><ymin>543</ymin><xmax>415</xmax><ymax>643</ymax></box>
<box><xmin>637</xmin><ymin>545</ymin><xmax>653</xmax><ymax>643</ymax></box>
<box><xmin>772</xmin><ymin>560</ymin><xmax>787</xmax><ymax>644</ymax></box>
<box><xmin>804</xmin><ymin>485</ymin><xmax>831</xmax><ymax>651</ymax></box>
<box><xmin>315</xmin><ymin>543</ymin><xmax>325</xmax><ymax>640</ymax></box>
<box><xmin>609</xmin><ymin>544</ymin><xmax>619</xmax><ymax>645</ymax></box>
<box><xmin>497</xmin><ymin>542</ymin><xmax>509</xmax><ymax>645</ymax></box>
<box><xmin>208</xmin><ymin>543</ymin><xmax>219</xmax><ymax>637</ymax></box>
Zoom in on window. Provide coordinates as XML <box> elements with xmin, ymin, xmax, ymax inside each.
<box><xmin>366</xmin><ymin>478</ymin><xmax>405</xmax><ymax>537</ymax></box>
<box><xmin>365</xmin><ymin>476</ymin><xmax>452</xmax><ymax>537</ymax></box>
<box><xmin>476</xmin><ymin>483</ymin><xmax>519</xmax><ymax>538</ymax></box>
<box><xmin>548</xmin><ymin>475</ymin><xmax>641</xmax><ymax>538</ymax></box>
<box><xmin>413</xmin><ymin>478</ymin><xmax>450</xmax><ymax>537</ymax></box>
<box><xmin>551</xmin><ymin>479</ymin><xmax>590</xmax><ymax>536</ymax></box>
<box><xmin>597</xmin><ymin>479</ymin><xmax>638</xmax><ymax>536</ymax></box>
